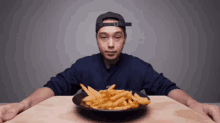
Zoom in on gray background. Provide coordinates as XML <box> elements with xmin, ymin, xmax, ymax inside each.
<box><xmin>0</xmin><ymin>0</ymin><xmax>219</xmax><ymax>103</ymax></box>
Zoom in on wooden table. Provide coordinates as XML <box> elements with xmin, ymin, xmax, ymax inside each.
<box><xmin>5</xmin><ymin>96</ymin><xmax>215</xmax><ymax>123</ymax></box>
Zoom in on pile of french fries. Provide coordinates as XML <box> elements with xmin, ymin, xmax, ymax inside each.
<box><xmin>80</xmin><ymin>83</ymin><xmax>150</xmax><ymax>110</ymax></box>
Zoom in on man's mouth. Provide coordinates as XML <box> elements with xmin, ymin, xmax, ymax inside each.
<box><xmin>106</xmin><ymin>51</ymin><xmax>117</xmax><ymax>53</ymax></box>
<box><xmin>106</xmin><ymin>51</ymin><xmax>116</xmax><ymax>56</ymax></box>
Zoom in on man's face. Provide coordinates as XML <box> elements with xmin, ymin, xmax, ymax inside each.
<box><xmin>96</xmin><ymin>19</ymin><xmax>126</xmax><ymax>61</ymax></box>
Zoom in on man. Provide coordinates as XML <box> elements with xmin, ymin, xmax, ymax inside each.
<box><xmin>0</xmin><ymin>11</ymin><xmax>220</xmax><ymax>123</ymax></box>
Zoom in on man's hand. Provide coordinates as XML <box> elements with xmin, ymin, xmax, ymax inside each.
<box><xmin>0</xmin><ymin>103</ymin><xmax>26</xmax><ymax>123</ymax></box>
<box><xmin>168</xmin><ymin>89</ymin><xmax>220</xmax><ymax>123</ymax></box>
<box><xmin>188</xmin><ymin>102</ymin><xmax>220</xmax><ymax>123</ymax></box>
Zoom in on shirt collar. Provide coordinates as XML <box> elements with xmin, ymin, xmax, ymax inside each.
<box><xmin>99</xmin><ymin>53</ymin><xmax>123</xmax><ymax>70</ymax></box>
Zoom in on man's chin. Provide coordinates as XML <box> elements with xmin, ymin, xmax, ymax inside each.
<box><xmin>104</xmin><ymin>54</ymin><xmax>118</xmax><ymax>61</ymax></box>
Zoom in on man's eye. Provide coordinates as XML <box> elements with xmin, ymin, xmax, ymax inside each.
<box><xmin>101</xmin><ymin>37</ymin><xmax>106</xmax><ymax>39</ymax></box>
<box><xmin>116</xmin><ymin>37</ymin><xmax>121</xmax><ymax>39</ymax></box>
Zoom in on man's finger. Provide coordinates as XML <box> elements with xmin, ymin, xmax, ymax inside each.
<box><xmin>207</xmin><ymin>105</ymin><xmax>220</xmax><ymax>123</ymax></box>
<box><xmin>2</xmin><ymin>103</ymin><xmax>24</xmax><ymax>122</ymax></box>
<box><xmin>0</xmin><ymin>105</ymin><xmax>6</xmax><ymax>120</ymax></box>
<box><xmin>0</xmin><ymin>118</ymin><xmax>3</xmax><ymax>123</ymax></box>
<box><xmin>199</xmin><ymin>111</ymin><xmax>212</xmax><ymax>120</ymax></box>
<box><xmin>2</xmin><ymin>107</ymin><xmax>19</xmax><ymax>121</ymax></box>
<box><xmin>3</xmin><ymin>112</ymin><xmax>16</xmax><ymax>121</ymax></box>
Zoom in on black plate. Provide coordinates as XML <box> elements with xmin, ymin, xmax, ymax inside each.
<box><xmin>72</xmin><ymin>90</ymin><xmax>150</xmax><ymax>112</ymax></box>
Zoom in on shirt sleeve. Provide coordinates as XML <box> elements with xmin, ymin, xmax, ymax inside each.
<box><xmin>43</xmin><ymin>62</ymin><xmax>81</xmax><ymax>96</ymax></box>
<box><xmin>142</xmin><ymin>64</ymin><xmax>180</xmax><ymax>96</ymax></box>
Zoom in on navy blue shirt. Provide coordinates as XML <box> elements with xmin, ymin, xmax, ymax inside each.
<box><xmin>43</xmin><ymin>53</ymin><xmax>180</xmax><ymax>96</ymax></box>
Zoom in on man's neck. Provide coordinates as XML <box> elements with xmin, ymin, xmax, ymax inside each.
<box><xmin>103</xmin><ymin>55</ymin><xmax>120</xmax><ymax>69</ymax></box>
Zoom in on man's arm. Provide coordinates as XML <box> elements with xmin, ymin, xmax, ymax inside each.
<box><xmin>19</xmin><ymin>87</ymin><xmax>55</xmax><ymax>111</ymax></box>
<box><xmin>168</xmin><ymin>89</ymin><xmax>198</xmax><ymax>107</ymax></box>
<box><xmin>0</xmin><ymin>87</ymin><xmax>55</xmax><ymax>122</ymax></box>
<box><xmin>168</xmin><ymin>89</ymin><xmax>220</xmax><ymax>122</ymax></box>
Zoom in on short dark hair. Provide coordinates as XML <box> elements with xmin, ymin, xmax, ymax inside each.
<box><xmin>96</xmin><ymin>17</ymin><xmax>127</xmax><ymax>38</ymax></box>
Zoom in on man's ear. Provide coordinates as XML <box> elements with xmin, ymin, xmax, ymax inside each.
<box><xmin>124</xmin><ymin>37</ymin><xmax>126</xmax><ymax>44</ymax></box>
<box><xmin>124</xmin><ymin>33</ymin><xmax>127</xmax><ymax>44</ymax></box>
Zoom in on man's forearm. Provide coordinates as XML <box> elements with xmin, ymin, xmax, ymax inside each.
<box><xmin>20</xmin><ymin>87</ymin><xmax>55</xmax><ymax>111</ymax></box>
<box><xmin>168</xmin><ymin>89</ymin><xmax>198</xmax><ymax>107</ymax></box>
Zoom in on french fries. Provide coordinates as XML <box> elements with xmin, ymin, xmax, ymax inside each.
<box><xmin>107</xmin><ymin>84</ymin><xmax>116</xmax><ymax>90</ymax></box>
<box><xmin>80</xmin><ymin>84</ymin><xmax>94</xmax><ymax>97</ymax></box>
<box><xmin>80</xmin><ymin>83</ymin><xmax>151</xmax><ymax>110</ymax></box>
<box><xmin>88</xmin><ymin>86</ymin><xmax>101</xmax><ymax>97</ymax></box>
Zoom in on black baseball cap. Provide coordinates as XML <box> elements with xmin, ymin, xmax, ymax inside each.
<box><xmin>95</xmin><ymin>11</ymin><xmax>132</xmax><ymax>34</ymax></box>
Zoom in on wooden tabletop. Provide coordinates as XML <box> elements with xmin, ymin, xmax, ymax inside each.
<box><xmin>5</xmin><ymin>96</ymin><xmax>215</xmax><ymax>123</ymax></box>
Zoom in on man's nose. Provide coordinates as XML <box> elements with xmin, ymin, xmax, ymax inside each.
<box><xmin>108</xmin><ymin>38</ymin><xmax>114</xmax><ymax>48</ymax></box>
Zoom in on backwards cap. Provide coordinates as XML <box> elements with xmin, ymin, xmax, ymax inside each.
<box><xmin>96</xmin><ymin>11</ymin><xmax>132</xmax><ymax>33</ymax></box>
